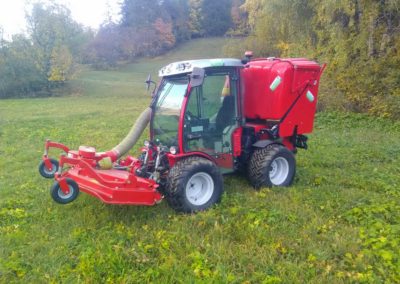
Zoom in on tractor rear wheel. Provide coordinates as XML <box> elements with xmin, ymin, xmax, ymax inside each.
<box><xmin>248</xmin><ymin>144</ymin><xmax>296</xmax><ymax>189</ymax></box>
<box><xmin>166</xmin><ymin>156</ymin><xmax>223</xmax><ymax>213</ymax></box>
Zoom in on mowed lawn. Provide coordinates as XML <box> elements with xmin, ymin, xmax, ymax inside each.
<box><xmin>1</xmin><ymin>38</ymin><xmax>399</xmax><ymax>283</ymax></box>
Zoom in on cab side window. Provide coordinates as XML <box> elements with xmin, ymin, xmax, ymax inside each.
<box><xmin>184</xmin><ymin>70</ymin><xmax>237</xmax><ymax>155</ymax></box>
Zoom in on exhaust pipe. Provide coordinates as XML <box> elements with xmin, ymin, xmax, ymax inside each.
<box><xmin>100</xmin><ymin>107</ymin><xmax>152</xmax><ymax>169</ymax></box>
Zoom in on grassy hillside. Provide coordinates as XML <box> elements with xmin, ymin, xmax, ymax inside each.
<box><xmin>1</xmin><ymin>38</ymin><xmax>399</xmax><ymax>283</ymax></box>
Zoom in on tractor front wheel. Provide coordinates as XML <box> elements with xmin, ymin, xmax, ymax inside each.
<box><xmin>248</xmin><ymin>144</ymin><xmax>296</xmax><ymax>189</ymax></box>
<box><xmin>166</xmin><ymin>156</ymin><xmax>223</xmax><ymax>213</ymax></box>
<box><xmin>50</xmin><ymin>178</ymin><xmax>79</xmax><ymax>204</ymax></box>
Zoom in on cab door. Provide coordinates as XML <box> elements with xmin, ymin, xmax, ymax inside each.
<box><xmin>183</xmin><ymin>69</ymin><xmax>238</xmax><ymax>173</ymax></box>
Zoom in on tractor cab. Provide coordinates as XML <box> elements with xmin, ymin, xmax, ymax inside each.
<box><xmin>152</xmin><ymin>59</ymin><xmax>244</xmax><ymax>173</ymax></box>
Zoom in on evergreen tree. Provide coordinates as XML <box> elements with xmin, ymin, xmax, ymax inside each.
<box><xmin>189</xmin><ymin>0</ymin><xmax>204</xmax><ymax>37</ymax></box>
<box><xmin>163</xmin><ymin>0</ymin><xmax>191</xmax><ymax>42</ymax></box>
<box><xmin>121</xmin><ymin>0</ymin><xmax>161</xmax><ymax>27</ymax></box>
<box><xmin>202</xmin><ymin>0</ymin><xmax>233</xmax><ymax>36</ymax></box>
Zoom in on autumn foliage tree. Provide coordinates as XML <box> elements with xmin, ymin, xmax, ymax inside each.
<box><xmin>228</xmin><ymin>0</ymin><xmax>400</xmax><ymax>119</ymax></box>
<box><xmin>89</xmin><ymin>0</ymin><xmax>236</xmax><ymax>68</ymax></box>
<box><xmin>89</xmin><ymin>0</ymin><xmax>179</xmax><ymax>66</ymax></box>
<box><xmin>0</xmin><ymin>2</ymin><xmax>91</xmax><ymax>98</ymax></box>
<box><xmin>153</xmin><ymin>18</ymin><xmax>176</xmax><ymax>50</ymax></box>
<box><xmin>27</xmin><ymin>3</ymin><xmax>90</xmax><ymax>87</ymax></box>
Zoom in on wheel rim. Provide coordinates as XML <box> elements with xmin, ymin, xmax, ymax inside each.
<box><xmin>185</xmin><ymin>172</ymin><xmax>214</xmax><ymax>206</ymax></box>
<box><xmin>58</xmin><ymin>185</ymin><xmax>74</xmax><ymax>199</ymax></box>
<box><xmin>269</xmin><ymin>157</ymin><xmax>289</xmax><ymax>185</ymax></box>
<box><xmin>44</xmin><ymin>163</ymin><xmax>57</xmax><ymax>175</ymax></box>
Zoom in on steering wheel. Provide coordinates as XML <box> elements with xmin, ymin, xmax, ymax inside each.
<box><xmin>185</xmin><ymin>111</ymin><xmax>200</xmax><ymax>123</ymax></box>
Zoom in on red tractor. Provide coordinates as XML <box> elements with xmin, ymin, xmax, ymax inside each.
<box><xmin>39</xmin><ymin>52</ymin><xmax>325</xmax><ymax>213</ymax></box>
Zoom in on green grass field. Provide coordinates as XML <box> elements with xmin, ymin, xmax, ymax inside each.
<box><xmin>1</xmin><ymin>38</ymin><xmax>399</xmax><ymax>283</ymax></box>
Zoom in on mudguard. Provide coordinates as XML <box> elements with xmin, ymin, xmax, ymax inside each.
<box><xmin>252</xmin><ymin>139</ymin><xmax>282</xmax><ymax>149</ymax></box>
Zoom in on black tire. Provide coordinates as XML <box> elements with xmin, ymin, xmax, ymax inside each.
<box><xmin>166</xmin><ymin>156</ymin><xmax>223</xmax><ymax>213</ymax></box>
<box><xmin>50</xmin><ymin>178</ymin><xmax>79</xmax><ymax>204</ymax></box>
<box><xmin>38</xmin><ymin>159</ymin><xmax>59</xmax><ymax>179</ymax></box>
<box><xmin>248</xmin><ymin>144</ymin><xmax>296</xmax><ymax>189</ymax></box>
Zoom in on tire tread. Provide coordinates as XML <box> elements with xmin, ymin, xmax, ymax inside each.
<box><xmin>166</xmin><ymin>156</ymin><xmax>223</xmax><ymax>213</ymax></box>
<box><xmin>248</xmin><ymin>144</ymin><xmax>295</xmax><ymax>189</ymax></box>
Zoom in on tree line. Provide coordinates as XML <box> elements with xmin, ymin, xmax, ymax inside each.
<box><xmin>0</xmin><ymin>3</ymin><xmax>93</xmax><ymax>98</ymax></box>
<box><xmin>227</xmin><ymin>0</ymin><xmax>400</xmax><ymax>119</ymax></box>
<box><xmin>87</xmin><ymin>0</ymin><xmax>234</xmax><ymax>68</ymax></box>
<box><xmin>1</xmin><ymin>0</ymin><xmax>399</xmax><ymax>119</ymax></box>
<box><xmin>0</xmin><ymin>0</ymin><xmax>236</xmax><ymax>98</ymax></box>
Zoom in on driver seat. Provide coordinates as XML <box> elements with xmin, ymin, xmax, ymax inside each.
<box><xmin>216</xmin><ymin>95</ymin><xmax>235</xmax><ymax>132</ymax></box>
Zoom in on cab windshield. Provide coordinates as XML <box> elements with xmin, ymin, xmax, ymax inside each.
<box><xmin>152</xmin><ymin>76</ymin><xmax>188</xmax><ymax>146</ymax></box>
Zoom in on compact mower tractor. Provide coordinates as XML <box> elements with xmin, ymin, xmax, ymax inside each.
<box><xmin>39</xmin><ymin>52</ymin><xmax>325</xmax><ymax>213</ymax></box>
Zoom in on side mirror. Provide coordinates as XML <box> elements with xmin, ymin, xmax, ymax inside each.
<box><xmin>145</xmin><ymin>74</ymin><xmax>156</xmax><ymax>94</ymax></box>
<box><xmin>190</xmin><ymin>67</ymin><xmax>205</xmax><ymax>88</ymax></box>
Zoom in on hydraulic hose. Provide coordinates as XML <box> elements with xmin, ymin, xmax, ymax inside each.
<box><xmin>100</xmin><ymin>107</ymin><xmax>152</xmax><ymax>168</ymax></box>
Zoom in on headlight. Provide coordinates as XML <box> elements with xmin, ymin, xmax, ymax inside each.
<box><xmin>144</xmin><ymin>140</ymin><xmax>150</xmax><ymax>147</ymax></box>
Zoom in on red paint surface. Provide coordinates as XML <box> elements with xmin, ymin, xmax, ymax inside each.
<box><xmin>242</xmin><ymin>58</ymin><xmax>323</xmax><ymax>137</ymax></box>
<box><xmin>56</xmin><ymin>155</ymin><xmax>162</xmax><ymax>205</ymax></box>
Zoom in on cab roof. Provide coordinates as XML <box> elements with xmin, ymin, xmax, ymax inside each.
<box><xmin>158</xmin><ymin>58</ymin><xmax>243</xmax><ymax>77</ymax></box>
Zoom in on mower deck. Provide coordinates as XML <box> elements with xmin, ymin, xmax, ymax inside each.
<box><xmin>59</xmin><ymin>168</ymin><xmax>162</xmax><ymax>205</ymax></box>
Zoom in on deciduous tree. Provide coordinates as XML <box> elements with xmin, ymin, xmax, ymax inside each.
<box><xmin>234</xmin><ymin>0</ymin><xmax>400</xmax><ymax>118</ymax></box>
<box><xmin>27</xmin><ymin>2</ymin><xmax>89</xmax><ymax>87</ymax></box>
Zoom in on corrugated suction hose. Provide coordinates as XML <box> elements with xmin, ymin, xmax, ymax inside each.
<box><xmin>112</xmin><ymin>107</ymin><xmax>152</xmax><ymax>158</ymax></box>
<box><xmin>99</xmin><ymin>107</ymin><xmax>152</xmax><ymax>169</ymax></box>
